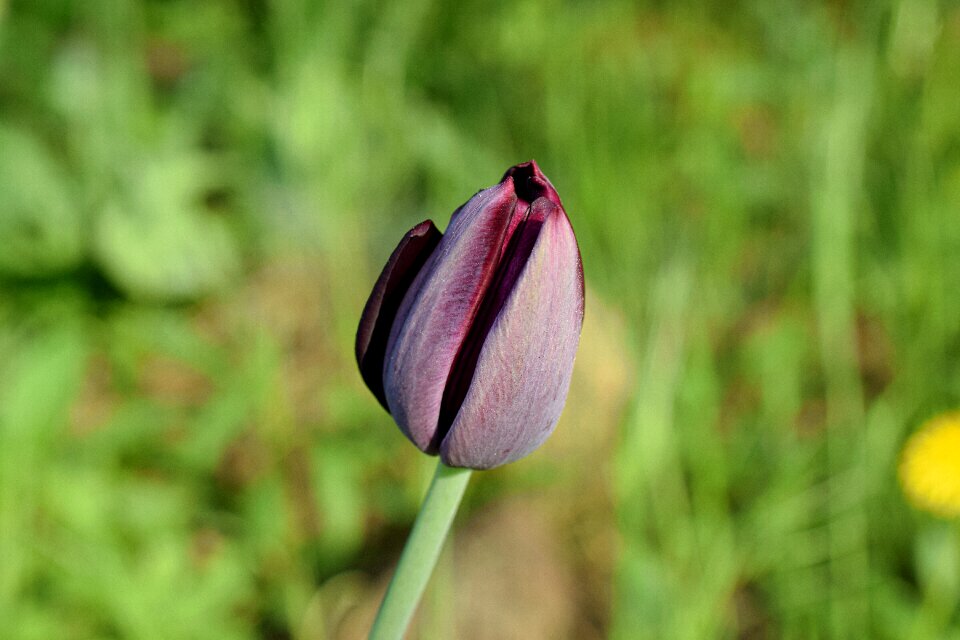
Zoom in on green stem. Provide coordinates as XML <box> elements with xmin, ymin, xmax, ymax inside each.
<box><xmin>369</xmin><ymin>461</ymin><xmax>472</xmax><ymax>640</ymax></box>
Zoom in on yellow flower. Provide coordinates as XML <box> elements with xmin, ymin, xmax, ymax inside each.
<box><xmin>899</xmin><ymin>412</ymin><xmax>960</xmax><ymax>518</ymax></box>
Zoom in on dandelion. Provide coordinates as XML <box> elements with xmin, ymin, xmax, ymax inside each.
<box><xmin>899</xmin><ymin>411</ymin><xmax>960</xmax><ymax>519</ymax></box>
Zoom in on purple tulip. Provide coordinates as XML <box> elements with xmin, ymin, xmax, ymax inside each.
<box><xmin>356</xmin><ymin>161</ymin><xmax>584</xmax><ymax>469</ymax></box>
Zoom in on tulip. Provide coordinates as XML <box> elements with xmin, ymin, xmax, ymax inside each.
<box><xmin>356</xmin><ymin>161</ymin><xmax>583</xmax><ymax>469</ymax></box>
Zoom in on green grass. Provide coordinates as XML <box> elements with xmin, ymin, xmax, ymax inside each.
<box><xmin>1</xmin><ymin>0</ymin><xmax>959</xmax><ymax>637</ymax></box>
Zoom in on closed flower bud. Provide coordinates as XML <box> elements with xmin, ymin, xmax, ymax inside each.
<box><xmin>356</xmin><ymin>161</ymin><xmax>584</xmax><ymax>469</ymax></box>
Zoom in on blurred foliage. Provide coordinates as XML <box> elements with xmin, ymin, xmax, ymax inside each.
<box><xmin>1</xmin><ymin>0</ymin><xmax>959</xmax><ymax>638</ymax></box>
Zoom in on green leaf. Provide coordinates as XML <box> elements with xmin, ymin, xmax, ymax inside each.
<box><xmin>0</xmin><ymin>127</ymin><xmax>83</xmax><ymax>277</ymax></box>
<box><xmin>94</xmin><ymin>153</ymin><xmax>240</xmax><ymax>301</ymax></box>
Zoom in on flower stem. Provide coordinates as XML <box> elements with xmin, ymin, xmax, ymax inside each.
<box><xmin>369</xmin><ymin>461</ymin><xmax>472</xmax><ymax>640</ymax></box>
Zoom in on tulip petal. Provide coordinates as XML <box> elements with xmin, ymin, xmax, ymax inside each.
<box><xmin>356</xmin><ymin>220</ymin><xmax>442</xmax><ymax>410</ymax></box>
<box><xmin>384</xmin><ymin>182</ymin><xmax>518</xmax><ymax>452</ymax></box>
<box><xmin>439</xmin><ymin>199</ymin><xmax>584</xmax><ymax>469</ymax></box>
<box><xmin>438</xmin><ymin>190</ymin><xmax>551</xmax><ymax>438</ymax></box>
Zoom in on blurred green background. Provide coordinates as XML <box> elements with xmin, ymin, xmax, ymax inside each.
<box><xmin>1</xmin><ymin>0</ymin><xmax>959</xmax><ymax>638</ymax></box>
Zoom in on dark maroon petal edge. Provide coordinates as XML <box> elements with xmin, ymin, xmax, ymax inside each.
<box><xmin>356</xmin><ymin>220</ymin><xmax>442</xmax><ymax>410</ymax></box>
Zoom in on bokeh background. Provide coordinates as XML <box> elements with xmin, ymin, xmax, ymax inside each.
<box><xmin>1</xmin><ymin>0</ymin><xmax>959</xmax><ymax>638</ymax></box>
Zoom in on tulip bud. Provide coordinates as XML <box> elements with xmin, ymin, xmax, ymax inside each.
<box><xmin>356</xmin><ymin>161</ymin><xmax>583</xmax><ymax>469</ymax></box>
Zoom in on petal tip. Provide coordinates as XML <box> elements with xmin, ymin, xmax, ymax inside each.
<box><xmin>502</xmin><ymin>160</ymin><xmax>562</xmax><ymax>208</ymax></box>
